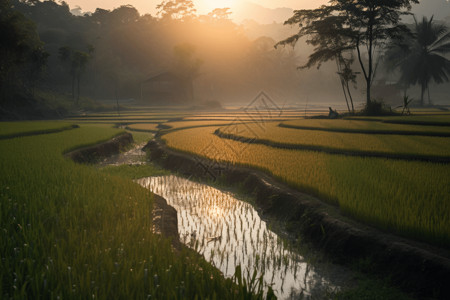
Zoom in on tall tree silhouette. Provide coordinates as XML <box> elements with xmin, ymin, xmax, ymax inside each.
<box><xmin>0</xmin><ymin>0</ymin><xmax>44</xmax><ymax>104</ymax></box>
<box><xmin>385</xmin><ymin>16</ymin><xmax>450</xmax><ymax>106</ymax></box>
<box><xmin>58</xmin><ymin>46</ymin><xmax>93</xmax><ymax>104</ymax></box>
<box><xmin>157</xmin><ymin>0</ymin><xmax>196</xmax><ymax>20</ymax></box>
<box><xmin>277</xmin><ymin>0</ymin><xmax>418</xmax><ymax>112</ymax></box>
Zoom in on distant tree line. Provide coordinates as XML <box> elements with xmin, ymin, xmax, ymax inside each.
<box><xmin>2</xmin><ymin>0</ymin><xmax>449</xmax><ymax>118</ymax></box>
<box><xmin>0</xmin><ymin>0</ymin><xmax>48</xmax><ymax>115</ymax></box>
<box><xmin>1</xmin><ymin>0</ymin><xmax>300</xmax><ymax>113</ymax></box>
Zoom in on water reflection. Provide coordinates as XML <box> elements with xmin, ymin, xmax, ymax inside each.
<box><xmin>137</xmin><ymin>175</ymin><xmax>349</xmax><ymax>299</ymax></box>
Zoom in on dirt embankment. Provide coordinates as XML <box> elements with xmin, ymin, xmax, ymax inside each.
<box><xmin>65</xmin><ymin>132</ymin><xmax>180</xmax><ymax>247</ymax></box>
<box><xmin>152</xmin><ymin>194</ymin><xmax>181</xmax><ymax>249</ymax></box>
<box><xmin>65</xmin><ymin>132</ymin><xmax>134</xmax><ymax>163</ymax></box>
<box><xmin>144</xmin><ymin>139</ymin><xmax>450</xmax><ymax>300</ymax></box>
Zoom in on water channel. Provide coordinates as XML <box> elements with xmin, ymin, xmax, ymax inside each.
<box><xmin>136</xmin><ymin>175</ymin><xmax>353</xmax><ymax>299</ymax></box>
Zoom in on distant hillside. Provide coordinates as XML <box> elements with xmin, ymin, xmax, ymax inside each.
<box><xmin>232</xmin><ymin>2</ymin><xmax>293</xmax><ymax>24</ymax></box>
<box><xmin>233</xmin><ymin>0</ymin><xmax>450</xmax><ymax>25</ymax></box>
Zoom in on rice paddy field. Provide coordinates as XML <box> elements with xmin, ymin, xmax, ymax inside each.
<box><xmin>0</xmin><ymin>122</ymin><xmax>264</xmax><ymax>299</ymax></box>
<box><xmin>0</xmin><ymin>121</ymin><xmax>77</xmax><ymax>139</ymax></box>
<box><xmin>280</xmin><ymin>119</ymin><xmax>450</xmax><ymax>135</ymax></box>
<box><xmin>154</xmin><ymin>111</ymin><xmax>450</xmax><ymax>248</ymax></box>
<box><xmin>2</xmin><ymin>106</ymin><xmax>449</xmax><ymax>298</ymax></box>
<box><xmin>217</xmin><ymin>122</ymin><xmax>450</xmax><ymax>159</ymax></box>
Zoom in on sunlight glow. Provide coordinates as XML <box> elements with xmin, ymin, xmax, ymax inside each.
<box><xmin>198</xmin><ymin>0</ymin><xmax>237</xmax><ymax>12</ymax></box>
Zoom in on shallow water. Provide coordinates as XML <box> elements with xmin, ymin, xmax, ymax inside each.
<box><xmin>137</xmin><ymin>175</ymin><xmax>352</xmax><ymax>299</ymax></box>
<box><xmin>98</xmin><ymin>143</ymin><xmax>147</xmax><ymax>167</ymax></box>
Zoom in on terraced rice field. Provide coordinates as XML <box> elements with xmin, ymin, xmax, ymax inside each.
<box><xmin>162</xmin><ymin>122</ymin><xmax>450</xmax><ymax>247</ymax></box>
<box><xmin>280</xmin><ymin>119</ymin><xmax>450</xmax><ymax>135</ymax></box>
<box><xmin>0</xmin><ymin>121</ymin><xmax>77</xmax><ymax>139</ymax></box>
<box><xmin>0</xmin><ymin>123</ymin><xmax>255</xmax><ymax>299</ymax></box>
<box><xmin>162</xmin><ymin>120</ymin><xmax>251</xmax><ymax>130</ymax></box>
<box><xmin>126</xmin><ymin>123</ymin><xmax>161</xmax><ymax>132</ymax></box>
<box><xmin>217</xmin><ymin>122</ymin><xmax>450</xmax><ymax>159</ymax></box>
<box><xmin>346</xmin><ymin>115</ymin><xmax>450</xmax><ymax>126</ymax></box>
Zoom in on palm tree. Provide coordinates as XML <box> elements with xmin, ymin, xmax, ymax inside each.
<box><xmin>385</xmin><ymin>16</ymin><xmax>450</xmax><ymax>106</ymax></box>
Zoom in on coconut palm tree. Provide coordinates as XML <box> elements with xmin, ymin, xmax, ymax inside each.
<box><xmin>385</xmin><ymin>16</ymin><xmax>450</xmax><ymax>106</ymax></box>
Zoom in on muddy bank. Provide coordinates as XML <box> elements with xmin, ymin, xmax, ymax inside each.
<box><xmin>65</xmin><ymin>132</ymin><xmax>133</xmax><ymax>163</ymax></box>
<box><xmin>152</xmin><ymin>194</ymin><xmax>181</xmax><ymax>249</ymax></box>
<box><xmin>144</xmin><ymin>139</ymin><xmax>450</xmax><ymax>299</ymax></box>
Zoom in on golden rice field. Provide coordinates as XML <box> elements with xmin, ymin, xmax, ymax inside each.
<box><xmin>162</xmin><ymin>120</ymin><xmax>251</xmax><ymax>130</ymax></box>
<box><xmin>281</xmin><ymin>119</ymin><xmax>450</xmax><ymax>135</ymax></box>
<box><xmin>347</xmin><ymin>115</ymin><xmax>450</xmax><ymax>125</ymax></box>
<box><xmin>126</xmin><ymin>123</ymin><xmax>161</xmax><ymax>132</ymax></box>
<box><xmin>162</xmin><ymin>126</ymin><xmax>450</xmax><ymax>247</ymax></box>
<box><xmin>218</xmin><ymin>122</ymin><xmax>450</xmax><ymax>158</ymax></box>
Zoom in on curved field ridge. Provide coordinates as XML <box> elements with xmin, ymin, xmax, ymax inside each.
<box><xmin>216</xmin><ymin>122</ymin><xmax>450</xmax><ymax>161</ymax></box>
<box><xmin>162</xmin><ymin>126</ymin><xmax>450</xmax><ymax>248</ymax></box>
<box><xmin>126</xmin><ymin>123</ymin><xmax>160</xmax><ymax>132</ymax></box>
<box><xmin>65</xmin><ymin>132</ymin><xmax>133</xmax><ymax>163</ymax></box>
<box><xmin>346</xmin><ymin>115</ymin><xmax>450</xmax><ymax>126</ymax></box>
<box><xmin>279</xmin><ymin>121</ymin><xmax>450</xmax><ymax>137</ymax></box>
<box><xmin>215</xmin><ymin>129</ymin><xmax>450</xmax><ymax>163</ymax></box>
<box><xmin>0</xmin><ymin>121</ymin><xmax>78</xmax><ymax>139</ymax></box>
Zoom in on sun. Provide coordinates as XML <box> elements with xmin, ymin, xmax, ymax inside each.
<box><xmin>198</xmin><ymin>0</ymin><xmax>237</xmax><ymax>12</ymax></box>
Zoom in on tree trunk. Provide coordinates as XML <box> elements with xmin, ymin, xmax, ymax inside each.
<box><xmin>341</xmin><ymin>80</ymin><xmax>351</xmax><ymax>113</ymax></box>
<box><xmin>356</xmin><ymin>39</ymin><xmax>371</xmax><ymax>107</ymax></box>
<box><xmin>346</xmin><ymin>82</ymin><xmax>355</xmax><ymax>113</ymax></box>
<box><xmin>420</xmin><ymin>84</ymin><xmax>425</xmax><ymax>107</ymax></box>
<box><xmin>336</xmin><ymin>58</ymin><xmax>351</xmax><ymax>113</ymax></box>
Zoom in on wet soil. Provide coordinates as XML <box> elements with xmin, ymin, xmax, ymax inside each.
<box><xmin>65</xmin><ymin>132</ymin><xmax>133</xmax><ymax>163</ymax></box>
<box><xmin>97</xmin><ymin>142</ymin><xmax>147</xmax><ymax>166</ymax></box>
<box><xmin>151</xmin><ymin>193</ymin><xmax>181</xmax><ymax>250</ymax></box>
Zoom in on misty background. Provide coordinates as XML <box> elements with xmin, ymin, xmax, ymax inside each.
<box><xmin>7</xmin><ymin>0</ymin><xmax>450</xmax><ymax>111</ymax></box>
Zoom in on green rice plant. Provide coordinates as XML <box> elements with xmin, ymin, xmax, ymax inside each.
<box><xmin>126</xmin><ymin>131</ymin><xmax>153</xmax><ymax>144</ymax></box>
<box><xmin>0</xmin><ymin>124</ymin><xmax>253</xmax><ymax>299</ymax></box>
<box><xmin>163</xmin><ymin>126</ymin><xmax>450</xmax><ymax>247</ymax></box>
<box><xmin>0</xmin><ymin>121</ymin><xmax>77</xmax><ymax>139</ymax></box>
<box><xmin>100</xmin><ymin>164</ymin><xmax>170</xmax><ymax>179</ymax></box>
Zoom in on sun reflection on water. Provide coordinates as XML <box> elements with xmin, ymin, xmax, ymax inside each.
<box><xmin>137</xmin><ymin>175</ymin><xmax>349</xmax><ymax>299</ymax></box>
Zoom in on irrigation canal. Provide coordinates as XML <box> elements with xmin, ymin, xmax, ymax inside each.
<box><xmin>100</xmin><ymin>142</ymin><xmax>354</xmax><ymax>299</ymax></box>
<box><xmin>137</xmin><ymin>176</ymin><xmax>353</xmax><ymax>299</ymax></box>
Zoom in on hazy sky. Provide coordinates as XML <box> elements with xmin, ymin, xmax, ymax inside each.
<box><xmin>63</xmin><ymin>0</ymin><xmax>329</xmax><ymax>15</ymax></box>
<box><xmin>64</xmin><ymin>0</ymin><xmax>449</xmax><ymax>20</ymax></box>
